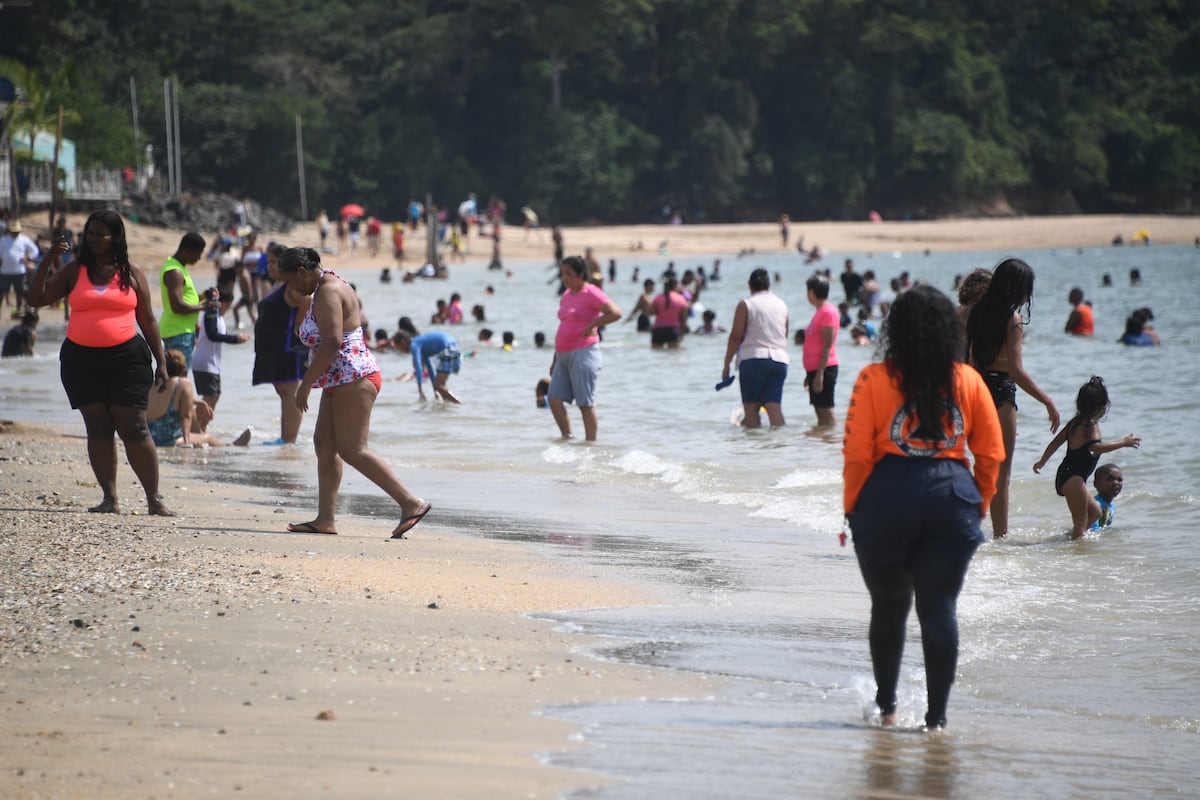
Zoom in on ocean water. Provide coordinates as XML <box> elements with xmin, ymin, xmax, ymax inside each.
<box><xmin>4</xmin><ymin>239</ymin><xmax>1199</xmax><ymax>797</ymax></box>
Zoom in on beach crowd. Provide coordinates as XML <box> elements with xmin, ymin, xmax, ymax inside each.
<box><xmin>3</xmin><ymin>204</ymin><xmax>1167</xmax><ymax>734</ymax></box>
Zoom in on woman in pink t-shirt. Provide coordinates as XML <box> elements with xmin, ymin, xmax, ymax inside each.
<box><xmin>548</xmin><ymin>255</ymin><xmax>622</xmax><ymax>441</ymax></box>
<box><xmin>649</xmin><ymin>275</ymin><xmax>689</xmax><ymax>349</ymax></box>
<box><xmin>803</xmin><ymin>274</ymin><xmax>840</xmax><ymax>427</ymax></box>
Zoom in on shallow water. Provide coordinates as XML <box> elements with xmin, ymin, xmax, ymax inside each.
<box><xmin>5</xmin><ymin>240</ymin><xmax>1198</xmax><ymax>797</ymax></box>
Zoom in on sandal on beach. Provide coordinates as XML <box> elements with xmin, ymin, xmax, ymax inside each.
<box><xmin>390</xmin><ymin>502</ymin><xmax>432</xmax><ymax>539</ymax></box>
<box><xmin>287</xmin><ymin>521</ymin><xmax>337</xmax><ymax>535</ymax></box>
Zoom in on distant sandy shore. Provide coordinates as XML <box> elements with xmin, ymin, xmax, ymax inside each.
<box><xmin>13</xmin><ymin>211</ymin><xmax>1199</xmax><ymax>284</ymax></box>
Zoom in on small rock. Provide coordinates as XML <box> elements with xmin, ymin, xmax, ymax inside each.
<box><xmin>427</xmin><ymin>602</ymin><xmax>439</xmax><ymax>609</ymax></box>
<box><xmin>315</xmin><ymin>709</ymin><xmax>336</xmax><ymax>721</ymax></box>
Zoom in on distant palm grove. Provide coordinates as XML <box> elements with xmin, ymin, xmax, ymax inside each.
<box><xmin>3</xmin><ymin>0</ymin><xmax>1198</xmax><ymax>223</ymax></box>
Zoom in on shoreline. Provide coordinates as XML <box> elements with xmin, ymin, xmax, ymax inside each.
<box><xmin>11</xmin><ymin>211</ymin><xmax>1199</xmax><ymax>272</ymax></box>
<box><xmin>0</xmin><ymin>421</ymin><xmax>718</xmax><ymax>799</ymax></box>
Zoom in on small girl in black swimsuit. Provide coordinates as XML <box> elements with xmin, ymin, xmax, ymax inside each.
<box><xmin>1033</xmin><ymin>376</ymin><xmax>1141</xmax><ymax>540</ymax></box>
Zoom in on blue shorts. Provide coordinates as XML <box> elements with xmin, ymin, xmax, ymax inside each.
<box><xmin>436</xmin><ymin>345</ymin><xmax>462</xmax><ymax>375</ymax></box>
<box><xmin>738</xmin><ymin>358</ymin><xmax>788</xmax><ymax>404</ymax></box>
<box><xmin>849</xmin><ymin>456</ymin><xmax>984</xmax><ymax>568</ymax></box>
<box><xmin>162</xmin><ymin>331</ymin><xmax>196</xmax><ymax>369</ymax></box>
<box><xmin>549</xmin><ymin>345</ymin><xmax>602</xmax><ymax>407</ymax></box>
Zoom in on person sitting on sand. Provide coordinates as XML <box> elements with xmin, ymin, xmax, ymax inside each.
<box><xmin>2</xmin><ymin>310</ymin><xmax>38</xmax><ymax>357</ymax></box>
<box><xmin>147</xmin><ymin>349</ymin><xmax>247</xmax><ymax>447</ymax></box>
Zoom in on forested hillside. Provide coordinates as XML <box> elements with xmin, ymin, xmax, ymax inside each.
<box><xmin>2</xmin><ymin>0</ymin><xmax>1198</xmax><ymax>223</ymax></box>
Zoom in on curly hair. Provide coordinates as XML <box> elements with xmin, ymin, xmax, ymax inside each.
<box><xmin>966</xmin><ymin>258</ymin><xmax>1035</xmax><ymax>368</ymax></box>
<box><xmin>77</xmin><ymin>209</ymin><xmax>134</xmax><ymax>292</ymax></box>
<box><xmin>956</xmin><ymin>268</ymin><xmax>991</xmax><ymax>307</ymax></box>
<box><xmin>278</xmin><ymin>246</ymin><xmax>322</xmax><ymax>274</ymax></box>
<box><xmin>880</xmin><ymin>283</ymin><xmax>964</xmax><ymax>440</ymax></box>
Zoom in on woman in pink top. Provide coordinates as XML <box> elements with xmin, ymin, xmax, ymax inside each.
<box><xmin>27</xmin><ymin>210</ymin><xmax>175</xmax><ymax>516</ymax></box>
<box><xmin>278</xmin><ymin>247</ymin><xmax>431</xmax><ymax>539</ymax></box>
<box><xmin>548</xmin><ymin>255</ymin><xmax>622</xmax><ymax>441</ymax></box>
<box><xmin>649</xmin><ymin>275</ymin><xmax>689</xmax><ymax>349</ymax></box>
<box><xmin>803</xmin><ymin>273</ymin><xmax>840</xmax><ymax>427</ymax></box>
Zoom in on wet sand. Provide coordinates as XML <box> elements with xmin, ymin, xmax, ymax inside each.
<box><xmin>0</xmin><ymin>422</ymin><xmax>717</xmax><ymax>798</ymax></box>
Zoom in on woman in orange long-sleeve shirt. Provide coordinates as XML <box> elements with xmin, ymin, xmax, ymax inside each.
<box><xmin>843</xmin><ymin>284</ymin><xmax>1003</xmax><ymax>731</ymax></box>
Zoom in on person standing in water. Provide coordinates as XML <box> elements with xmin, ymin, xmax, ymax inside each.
<box><xmin>844</xmin><ymin>284</ymin><xmax>1003</xmax><ymax>730</ymax></box>
<box><xmin>966</xmin><ymin>258</ymin><xmax>1060</xmax><ymax>538</ymax></box>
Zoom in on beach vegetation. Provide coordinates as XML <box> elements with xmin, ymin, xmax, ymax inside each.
<box><xmin>1</xmin><ymin>0</ymin><xmax>1197</xmax><ymax>221</ymax></box>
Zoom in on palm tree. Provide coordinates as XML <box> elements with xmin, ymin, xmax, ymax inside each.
<box><xmin>0</xmin><ymin>58</ymin><xmax>81</xmax><ymax>156</ymax></box>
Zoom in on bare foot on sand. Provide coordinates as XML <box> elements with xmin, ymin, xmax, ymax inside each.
<box><xmin>88</xmin><ymin>496</ymin><xmax>120</xmax><ymax>514</ymax></box>
<box><xmin>147</xmin><ymin>495</ymin><xmax>177</xmax><ymax>517</ymax></box>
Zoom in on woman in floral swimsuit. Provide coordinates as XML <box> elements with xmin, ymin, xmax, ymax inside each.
<box><xmin>278</xmin><ymin>247</ymin><xmax>431</xmax><ymax>538</ymax></box>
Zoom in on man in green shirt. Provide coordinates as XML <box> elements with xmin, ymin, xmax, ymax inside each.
<box><xmin>159</xmin><ymin>232</ymin><xmax>210</xmax><ymax>368</ymax></box>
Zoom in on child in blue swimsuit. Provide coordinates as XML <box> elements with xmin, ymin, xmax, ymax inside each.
<box><xmin>1090</xmin><ymin>464</ymin><xmax>1123</xmax><ymax>530</ymax></box>
<box><xmin>1033</xmin><ymin>377</ymin><xmax>1141</xmax><ymax>540</ymax></box>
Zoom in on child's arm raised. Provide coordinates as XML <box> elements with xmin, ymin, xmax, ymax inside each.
<box><xmin>1033</xmin><ymin>427</ymin><xmax>1071</xmax><ymax>474</ymax></box>
<box><xmin>1090</xmin><ymin>434</ymin><xmax>1142</xmax><ymax>455</ymax></box>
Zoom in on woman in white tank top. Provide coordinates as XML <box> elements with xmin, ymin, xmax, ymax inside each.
<box><xmin>721</xmin><ymin>268</ymin><xmax>790</xmax><ymax>428</ymax></box>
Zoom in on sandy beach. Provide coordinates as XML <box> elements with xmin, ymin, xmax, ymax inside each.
<box><xmin>0</xmin><ymin>421</ymin><xmax>720</xmax><ymax>798</ymax></box>
<box><xmin>3</xmin><ymin>209</ymin><xmax>1198</xmax><ymax>797</ymax></box>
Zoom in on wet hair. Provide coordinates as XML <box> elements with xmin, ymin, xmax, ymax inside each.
<box><xmin>1094</xmin><ymin>463</ymin><xmax>1120</xmax><ymax>483</ymax></box>
<box><xmin>1067</xmin><ymin>376</ymin><xmax>1110</xmax><ymax>432</ymax></box>
<box><xmin>78</xmin><ymin>209</ymin><xmax>133</xmax><ymax>291</ymax></box>
<box><xmin>397</xmin><ymin>316</ymin><xmax>420</xmax><ymax>336</ymax></box>
<box><xmin>880</xmin><ymin>284</ymin><xmax>964</xmax><ymax>442</ymax></box>
<box><xmin>164</xmin><ymin>348</ymin><xmax>188</xmax><ymax>378</ymax></box>
<box><xmin>278</xmin><ymin>246</ymin><xmax>321</xmax><ymax>274</ymax></box>
<box><xmin>534</xmin><ymin>331</ymin><xmax>546</xmax><ymax>347</ymax></box>
<box><xmin>22</xmin><ymin>310</ymin><xmax>38</xmax><ymax>326</ymax></box>
<box><xmin>748</xmin><ymin>268</ymin><xmax>770</xmax><ymax>292</ymax></box>
<box><xmin>374</xmin><ymin>328</ymin><xmax>389</xmax><ymax>341</ymax></box>
<box><xmin>966</xmin><ymin>258</ymin><xmax>1035</xmax><ymax>368</ymax></box>
<box><xmin>661</xmin><ymin>276</ymin><xmax>678</xmax><ymax>308</ymax></box>
<box><xmin>956</xmin><ymin>268</ymin><xmax>991</xmax><ymax>307</ymax></box>
<box><xmin>561</xmin><ymin>255</ymin><xmax>587</xmax><ymax>278</ymax></box>
<box><xmin>267</xmin><ymin>242</ymin><xmax>286</xmax><ymax>258</ymax></box>
<box><xmin>502</xmin><ymin>330</ymin><xmax>515</xmax><ymax>345</ymax></box>
<box><xmin>806</xmin><ymin>274</ymin><xmax>831</xmax><ymax>300</ymax></box>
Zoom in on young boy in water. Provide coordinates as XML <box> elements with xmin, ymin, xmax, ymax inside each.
<box><xmin>1090</xmin><ymin>464</ymin><xmax>1123</xmax><ymax>530</ymax></box>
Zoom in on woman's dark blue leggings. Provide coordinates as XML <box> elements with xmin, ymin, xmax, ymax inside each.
<box><xmin>858</xmin><ymin>541</ymin><xmax>975</xmax><ymax>729</ymax></box>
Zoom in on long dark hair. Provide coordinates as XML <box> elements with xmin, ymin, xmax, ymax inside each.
<box><xmin>561</xmin><ymin>255</ymin><xmax>587</xmax><ymax>278</ymax></box>
<box><xmin>881</xmin><ymin>284</ymin><xmax>964</xmax><ymax>441</ymax></box>
<box><xmin>661</xmin><ymin>275</ymin><xmax>677</xmax><ymax>308</ymax></box>
<box><xmin>77</xmin><ymin>209</ymin><xmax>133</xmax><ymax>292</ymax></box>
<box><xmin>966</xmin><ymin>258</ymin><xmax>1035</xmax><ymax>368</ymax></box>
